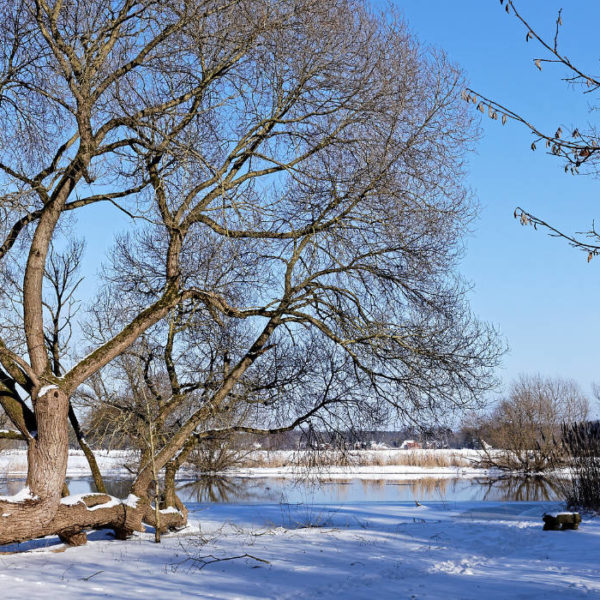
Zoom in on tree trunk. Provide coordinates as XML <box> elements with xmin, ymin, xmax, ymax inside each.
<box><xmin>68</xmin><ymin>403</ymin><xmax>107</xmax><ymax>493</ymax></box>
<box><xmin>0</xmin><ymin>387</ymin><xmax>69</xmax><ymax>544</ymax></box>
<box><xmin>164</xmin><ymin>436</ymin><xmax>196</xmax><ymax>509</ymax></box>
<box><xmin>164</xmin><ymin>462</ymin><xmax>177</xmax><ymax>508</ymax></box>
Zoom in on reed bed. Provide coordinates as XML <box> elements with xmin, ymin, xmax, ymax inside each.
<box><xmin>235</xmin><ymin>449</ymin><xmax>477</xmax><ymax>469</ymax></box>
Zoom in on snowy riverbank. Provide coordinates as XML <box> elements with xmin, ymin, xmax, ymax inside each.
<box><xmin>0</xmin><ymin>500</ymin><xmax>597</xmax><ymax>599</ymax></box>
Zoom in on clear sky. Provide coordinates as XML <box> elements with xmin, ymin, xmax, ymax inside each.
<box><xmin>72</xmin><ymin>1</ymin><xmax>600</xmax><ymax>406</ymax></box>
<box><xmin>385</xmin><ymin>1</ymin><xmax>600</xmax><ymax>402</ymax></box>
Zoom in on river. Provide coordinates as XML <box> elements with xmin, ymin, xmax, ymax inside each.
<box><xmin>0</xmin><ymin>474</ymin><xmax>564</xmax><ymax>504</ymax></box>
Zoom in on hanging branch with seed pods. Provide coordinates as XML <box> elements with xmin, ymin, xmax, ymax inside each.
<box><xmin>465</xmin><ymin>1</ymin><xmax>600</xmax><ymax>259</ymax></box>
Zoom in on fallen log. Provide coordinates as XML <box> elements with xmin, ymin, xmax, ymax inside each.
<box><xmin>0</xmin><ymin>492</ymin><xmax>188</xmax><ymax>546</ymax></box>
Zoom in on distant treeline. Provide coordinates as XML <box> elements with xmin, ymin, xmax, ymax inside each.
<box><xmin>231</xmin><ymin>426</ymin><xmax>481</xmax><ymax>451</ymax></box>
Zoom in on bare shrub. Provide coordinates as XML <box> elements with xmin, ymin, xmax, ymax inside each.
<box><xmin>187</xmin><ymin>437</ymin><xmax>250</xmax><ymax>474</ymax></box>
<box><xmin>477</xmin><ymin>375</ymin><xmax>589</xmax><ymax>472</ymax></box>
<box><xmin>238</xmin><ymin>451</ymin><xmax>280</xmax><ymax>469</ymax></box>
<box><xmin>561</xmin><ymin>421</ymin><xmax>600</xmax><ymax>512</ymax></box>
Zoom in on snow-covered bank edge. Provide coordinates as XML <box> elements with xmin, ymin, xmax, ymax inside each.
<box><xmin>0</xmin><ymin>448</ymin><xmax>565</xmax><ymax>480</ymax></box>
<box><xmin>220</xmin><ymin>465</ymin><xmax>497</xmax><ymax>479</ymax></box>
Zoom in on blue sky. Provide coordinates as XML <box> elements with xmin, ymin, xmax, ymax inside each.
<box><xmin>387</xmin><ymin>1</ymin><xmax>600</xmax><ymax>400</ymax></box>
<box><xmin>73</xmin><ymin>1</ymin><xmax>600</xmax><ymax>405</ymax></box>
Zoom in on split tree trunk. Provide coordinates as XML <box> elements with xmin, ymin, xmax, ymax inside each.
<box><xmin>0</xmin><ymin>387</ymin><xmax>188</xmax><ymax>546</ymax></box>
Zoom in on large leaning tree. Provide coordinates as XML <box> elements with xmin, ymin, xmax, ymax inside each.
<box><xmin>466</xmin><ymin>1</ymin><xmax>600</xmax><ymax>258</ymax></box>
<box><xmin>0</xmin><ymin>0</ymin><xmax>501</xmax><ymax>545</ymax></box>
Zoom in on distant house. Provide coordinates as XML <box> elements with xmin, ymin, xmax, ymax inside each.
<box><xmin>369</xmin><ymin>441</ymin><xmax>390</xmax><ymax>450</ymax></box>
<box><xmin>399</xmin><ymin>440</ymin><xmax>421</xmax><ymax>450</ymax></box>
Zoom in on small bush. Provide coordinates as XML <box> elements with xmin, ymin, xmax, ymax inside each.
<box><xmin>562</xmin><ymin>421</ymin><xmax>600</xmax><ymax>512</ymax></box>
<box><xmin>187</xmin><ymin>438</ymin><xmax>250</xmax><ymax>473</ymax></box>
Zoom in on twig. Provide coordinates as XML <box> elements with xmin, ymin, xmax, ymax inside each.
<box><xmin>176</xmin><ymin>553</ymin><xmax>270</xmax><ymax>571</ymax></box>
<box><xmin>80</xmin><ymin>570</ymin><xmax>104</xmax><ymax>581</ymax></box>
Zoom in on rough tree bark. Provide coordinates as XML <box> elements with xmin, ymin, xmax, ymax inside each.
<box><xmin>0</xmin><ymin>387</ymin><xmax>69</xmax><ymax>544</ymax></box>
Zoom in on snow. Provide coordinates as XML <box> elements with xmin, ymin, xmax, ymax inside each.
<box><xmin>87</xmin><ymin>496</ymin><xmax>120</xmax><ymax>511</ymax></box>
<box><xmin>60</xmin><ymin>494</ymin><xmax>126</xmax><ymax>511</ymax></box>
<box><xmin>225</xmin><ymin>465</ymin><xmax>491</xmax><ymax>479</ymax></box>
<box><xmin>38</xmin><ymin>385</ymin><xmax>58</xmax><ymax>396</ymax></box>
<box><xmin>60</xmin><ymin>494</ymin><xmax>90</xmax><ymax>506</ymax></box>
<box><xmin>0</xmin><ymin>486</ymin><xmax>38</xmax><ymax>503</ymax></box>
<box><xmin>124</xmin><ymin>494</ymin><xmax>140</xmax><ymax>508</ymax></box>
<box><xmin>159</xmin><ymin>506</ymin><xmax>181</xmax><ymax>514</ymax></box>
<box><xmin>0</xmin><ymin>500</ymin><xmax>597</xmax><ymax>598</ymax></box>
<box><xmin>0</xmin><ymin>449</ymin><xmax>138</xmax><ymax>477</ymax></box>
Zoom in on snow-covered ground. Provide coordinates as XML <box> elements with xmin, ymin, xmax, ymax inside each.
<box><xmin>0</xmin><ymin>500</ymin><xmax>598</xmax><ymax>599</ymax></box>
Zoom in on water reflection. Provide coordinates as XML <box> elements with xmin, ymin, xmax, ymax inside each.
<box><xmin>178</xmin><ymin>477</ymin><xmax>261</xmax><ymax>503</ymax></box>
<box><xmin>0</xmin><ymin>475</ymin><xmax>563</xmax><ymax>504</ymax></box>
<box><xmin>478</xmin><ymin>476</ymin><xmax>562</xmax><ymax>502</ymax></box>
<box><xmin>95</xmin><ymin>477</ymin><xmax>134</xmax><ymax>498</ymax></box>
<box><xmin>386</xmin><ymin>477</ymin><xmax>452</xmax><ymax>500</ymax></box>
<box><xmin>175</xmin><ymin>475</ymin><xmax>562</xmax><ymax>504</ymax></box>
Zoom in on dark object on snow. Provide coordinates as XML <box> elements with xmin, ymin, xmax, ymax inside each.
<box><xmin>543</xmin><ymin>512</ymin><xmax>581</xmax><ymax>531</ymax></box>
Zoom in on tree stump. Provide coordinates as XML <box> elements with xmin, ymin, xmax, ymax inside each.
<box><xmin>543</xmin><ymin>512</ymin><xmax>581</xmax><ymax>530</ymax></box>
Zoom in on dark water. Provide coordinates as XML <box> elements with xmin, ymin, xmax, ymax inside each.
<box><xmin>0</xmin><ymin>474</ymin><xmax>563</xmax><ymax>504</ymax></box>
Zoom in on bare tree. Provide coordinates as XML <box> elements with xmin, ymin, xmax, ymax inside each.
<box><xmin>466</xmin><ymin>1</ymin><xmax>600</xmax><ymax>258</ymax></box>
<box><xmin>478</xmin><ymin>374</ymin><xmax>589</xmax><ymax>472</ymax></box>
<box><xmin>0</xmin><ymin>0</ymin><xmax>501</xmax><ymax>545</ymax></box>
<box><xmin>79</xmin><ymin>295</ymin><xmax>385</xmax><ymax>507</ymax></box>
